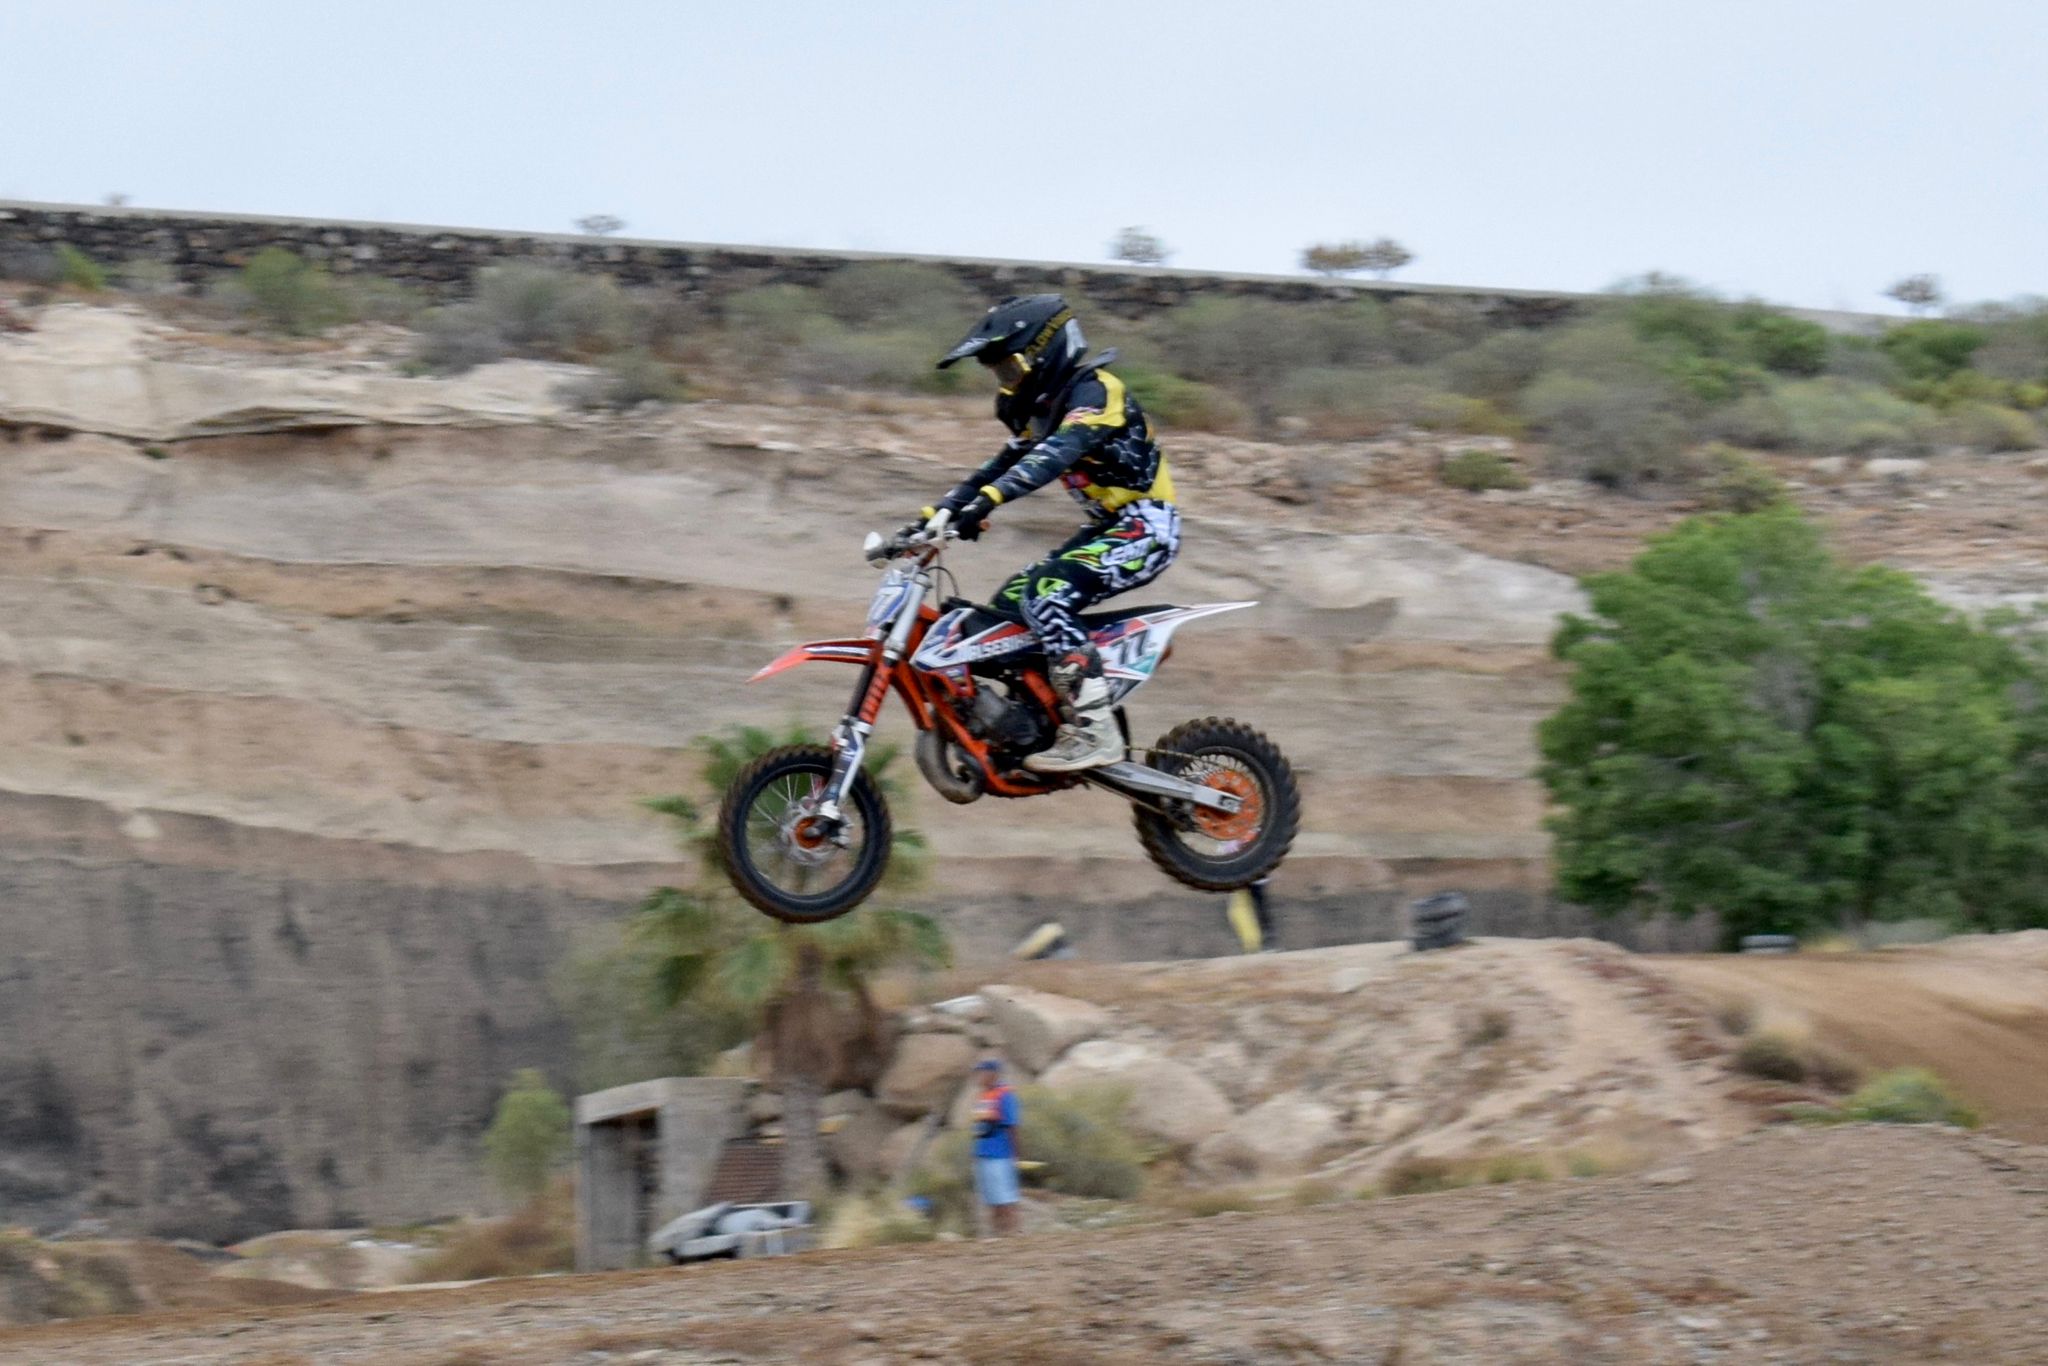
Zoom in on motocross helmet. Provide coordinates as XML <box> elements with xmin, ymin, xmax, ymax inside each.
<box><xmin>936</xmin><ymin>294</ymin><xmax>1086</xmax><ymax>429</ymax></box>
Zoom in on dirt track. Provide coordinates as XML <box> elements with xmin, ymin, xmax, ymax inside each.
<box><xmin>1654</xmin><ymin>937</ymin><xmax>2048</xmax><ymax>1141</ymax></box>
<box><xmin>8</xmin><ymin>1126</ymin><xmax>2046</xmax><ymax>1365</ymax></box>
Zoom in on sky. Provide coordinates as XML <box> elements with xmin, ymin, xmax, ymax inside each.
<box><xmin>2</xmin><ymin>0</ymin><xmax>2044</xmax><ymax>312</ymax></box>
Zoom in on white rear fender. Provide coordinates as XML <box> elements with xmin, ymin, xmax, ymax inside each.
<box><xmin>1092</xmin><ymin>601</ymin><xmax>1256</xmax><ymax>696</ymax></box>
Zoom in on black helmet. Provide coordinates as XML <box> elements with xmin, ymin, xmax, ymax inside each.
<box><xmin>936</xmin><ymin>294</ymin><xmax>1087</xmax><ymax>399</ymax></box>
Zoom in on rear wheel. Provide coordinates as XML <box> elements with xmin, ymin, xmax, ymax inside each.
<box><xmin>1134</xmin><ymin>717</ymin><xmax>1299</xmax><ymax>891</ymax></box>
<box><xmin>717</xmin><ymin>744</ymin><xmax>893</xmax><ymax>923</ymax></box>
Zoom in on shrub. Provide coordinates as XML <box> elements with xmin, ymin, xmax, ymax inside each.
<box><xmin>1159</xmin><ymin>296</ymin><xmax>1322</xmax><ymax>430</ymax></box>
<box><xmin>54</xmin><ymin>244</ymin><xmax>107</xmax><ymax>291</ymax></box>
<box><xmin>1768</xmin><ymin>379</ymin><xmax>1937</xmax><ymax>455</ymax></box>
<box><xmin>1440</xmin><ymin>449</ymin><xmax>1528</xmax><ymax>493</ymax></box>
<box><xmin>721</xmin><ymin>283</ymin><xmax>834</xmax><ymax>350</ymax></box>
<box><xmin>1733</xmin><ymin>308</ymin><xmax>1830</xmax><ymax>376</ymax></box>
<box><xmin>1523</xmin><ymin>372</ymin><xmax>1690</xmax><ymax>487</ymax></box>
<box><xmin>116</xmin><ymin>257</ymin><xmax>180</xmax><ymax>296</ymax></box>
<box><xmin>1108</xmin><ymin>226</ymin><xmax>1170</xmax><ymax>266</ymax></box>
<box><xmin>1304</xmin><ymin>298</ymin><xmax>1394</xmax><ymax>366</ymax></box>
<box><xmin>1380</xmin><ymin>1154</ymin><xmax>1472</xmax><ymax>1196</ymax></box>
<box><xmin>1418</xmin><ymin>394</ymin><xmax>1525</xmax><ymax>437</ymax></box>
<box><xmin>1839</xmin><ymin>1068</ymin><xmax>1978</xmax><ymax>1126</ymax></box>
<box><xmin>1117</xmin><ymin>362</ymin><xmax>1249</xmax><ymax>432</ymax></box>
<box><xmin>340</xmin><ymin>274</ymin><xmax>426</xmax><ymax>326</ymax></box>
<box><xmin>1016</xmin><ymin>1083</ymin><xmax>1147</xmax><ymax>1199</ymax></box>
<box><xmin>1301</xmin><ymin>241</ymin><xmax>1375</xmax><ymax>277</ymax></box>
<box><xmin>789</xmin><ymin>328</ymin><xmax>961</xmax><ymax>394</ymax></box>
<box><xmin>1732</xmin><ymin>1030</ymin><xmax>1808</xmax><ymax>1083</ymax></box>
<box><xmin>1698</xmin><ymin>445</ymin><xmax>1787</xmax><ymax>512</ymax></box>
<box><xmin>1386</xmin><ymin>294</ymin><xmax>1488</xmax><ymax>363</ymax></box>
<box><xmin>566</xmin><ymin>348</ymin><xmax>686</xmax><ymax>410</ymax></box>
<box><xmin>412</xmin><ymin>263</ymin><xmax>634</xmax><ymax>372</ymax></box>
<box><xmin>1879</xmin><ymin>320</ymin><xmax>1986</xmax><ymax>382</ymax></box>
<box><xmin>821</xmin><ymin>1193</ymin><xmax>936</xmax><ymax>1249</ymax></box>
<box><xmin>410</xmin><ymin>1179</ymin><xmax>574</xmax><ymax>1281</ymax></box>
<box><xmin>219</xmin><ymin>247</ymin><xmax>348</xmax><ymax>335</ymax></box>
<box><xmin>1942</xmin><ymin>402</ymin><xmax>2038</xmax><ymax>452</ymax></box>
<box><xmin>819</xmin><ymin>262</ymin><xmax>972</xmax><ymax>333</ymax></box>
<box><xmin>1444</xmin><ymin>329</ymin><xmax>1547</xmax><ymax>400</ymax></box>
<box><xmin>483</xmin><ymin>1068</ymin><xmax>572</xmax><ymax>1202</ymax></box>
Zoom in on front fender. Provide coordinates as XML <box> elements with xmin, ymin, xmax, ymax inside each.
<box><xmin>749</xmin><ymin>638</ymin><xmax>879</xmax><ymax>683</ymax></box>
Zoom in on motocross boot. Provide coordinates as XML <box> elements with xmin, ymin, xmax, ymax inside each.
<box><xmin>1026</xmin><ymin>649</ymin><xmax>1124</xmax><ymax>773</ymax></box>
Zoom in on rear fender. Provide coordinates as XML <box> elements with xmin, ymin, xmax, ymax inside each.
<box><xmin>1091</xmin><ymin>601</ymin><xmax>1257</xmax><ymax>699</ymax></box>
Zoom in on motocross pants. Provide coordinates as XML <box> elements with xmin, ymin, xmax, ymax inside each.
<box><xmin>995</xmin><ymin>500</ymin><xmax>1181</xmax><ymax>661</ymax></box>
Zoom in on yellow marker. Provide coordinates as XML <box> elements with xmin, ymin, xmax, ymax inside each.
<box><xmin>1226</xmin><ymin>888</ymin><xmax>1263</xmax><ymax>953</ymax></box>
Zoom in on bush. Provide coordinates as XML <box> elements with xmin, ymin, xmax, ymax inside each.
<box><xmin>414</xmin><ymin>263</ymin><xmax>633</xmax><ymax>372</ymax></box>
<box><xmin>1524</xmin><ymin>372</ymin><xmax>1690</xmax><ymax>487</ymax></box>
<box><xmin>721</xmin><ymin>283</ymin><xmax>833</xmax><ymax>349</ymax></box>
<box><xmin>219</xmin><ymin>247</ymin><xmax>348</xmax><ymax>335</ymax></box>
<box><xmin>1440</xmin><ymin>449</ymin><xmax>1529</xmax><ymax>493</ymax></box>
<box><xmin>1418</xmin><ymin>394</ymin><xmax>1525</xmax><ymax>437</ymax></box>
<box><xmin>1444</xmin><ymin>329</ymin><xmax>1547</xmax><ymax>400</ymax></box>
<box><xmin>54</xmin><ymin>244</ymin><xmax>107</xmax><ymax>292</ymax></box>
<box><xmin>819</xmin><ymin>262</ymin><xmax>972</xmax><ymax>333</ymax></box>
<box><xmin>1117</xmin><ymin>362</ymin><xmax>1249</xmax><ymax>432</ymax></box>
<box><xmin>1879</xmin><ymin>320</ymin><xmax>1987</xmax><ymax>382</ymax></box>
<box><xmin>1380</xmin><ymin>1154</ymin><xmax>1473</xmax><ymax>1196</ymax></box>
<box><xmin>116</xmin><ymin>257</ymin><xmax>181</xmax><ymax>296</ymax></box>
<box><xmin>1942</xmin><ymin>402</ymin><xmax>2038</xmax><ymax>453</ymax></box>
<box><xmin>339</xmin><ymin>274</ymin><xmax>426</xmax><ymax>326</ymax></box>
<box><xmin>1769</xmin><ymin>379</ymin><xmax>1937</xmax><ymax>455</ymax></box>
<box><xmin>483</xmin><ymin>1068</ymin><xmax>572</xmax><ymax>1202</ymax></box>
<box><xmin>1838</xmin><ymin>1068</ymin><xmax>1978</xmax><ymax>1126</ymax></box>
<box><xmin>1732</xmin><ymin>1030</ymin><xmax>1808</xmax><ymax>1083</ymax></box>
<box><xmin>1158</xmin><ymin>297</ymin><xmax>1323</xmax><ymax>432</ymax></box>
<box><xmin>1016</xmin><ymin>1083</ymin><xmax>1148</xmax><ymax>1199</ymax></box>
<box><xmin>1698</xmin><ymin>445</ymin><xmax>1787</xmax><ymax>512</ymax></box>
<box><xmin>410</xmin><ymin>1179</ymin><xmax>575</xmax><ymax>1281</ymax></box>
<box><xmin>566</xmin><ymin>348</ymin><xmax>686</xmax><ymax>410</ymax></box>
<box><xmin>1733</xmin><ymin>308</ymin><xmax>1831</xmax><ymax>376</ymax></box>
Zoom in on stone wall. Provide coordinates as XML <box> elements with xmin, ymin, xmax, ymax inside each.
<box><xmin>0</xmin><ymin>199</ymin><xmax>1588</xmax><ymax>325</ymax></box>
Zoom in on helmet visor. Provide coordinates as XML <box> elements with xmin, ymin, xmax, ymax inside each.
<box><xmin>982</xmin><ymin>353</ymin><xmax>1029</xmax><ymax>391</ymax></box>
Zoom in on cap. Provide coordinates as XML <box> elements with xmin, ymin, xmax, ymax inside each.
<box><xmin>974</xmin><ymin>1058</ymin><xmax>1002</xmax><ymax>1072</ymax></box>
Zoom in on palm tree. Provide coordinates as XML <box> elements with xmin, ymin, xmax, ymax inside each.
<box><xmin>635</xmin><ymin>726</ymin><xmax>947</xmax><ymax>1201</ymax></box>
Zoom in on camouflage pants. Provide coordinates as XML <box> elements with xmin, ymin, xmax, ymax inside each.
<box><xmin>996</xmin><ymin>500</ymin><xmax>1181</xmax><ymax>661</ymax></box>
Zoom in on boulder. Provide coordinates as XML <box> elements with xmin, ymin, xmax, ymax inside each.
<box><xmin>875</xmin><ymin>1032</ymin><xmax>975</xmax><ymax>1118</ymax></box>
<box><xmin>1039</xmin><ymin>1039</ymin><xmax>1234</xmax><ymax>1153</ymax></box>
<box><xmin>1193</xmin><ymin>1093</ymin><xmax>1343</xmax><ymax>1180</ymax></box>
<box><xmin>825</xmin><ymin>1093</ymin><xmax>898</xmax><ymax>1181</ymax></box>
<box><xmin>879</xmin><ymin>1120</ymin><xmax>935</xmax><ymax>1180</ymax></box>
<box><xmin>982</xmin><ymin>985</ymin><xmax>1109</xmax><ymax>1071</ymax></box>
<box><xmin>1863</xmin><ymin>457</ymin><xmax>1927</xmax><ymax>481</ymax></box>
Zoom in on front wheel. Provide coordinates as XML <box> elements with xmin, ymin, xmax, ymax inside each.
<box><xmin>1134</xmin><ymin>718</ymin><xmax>1300</xmax><ymax>891</ymax></box>
<box><xmin>717</xmin><ymin>744</ymin><xmax>893</xmax><ymax>923</ymax></box>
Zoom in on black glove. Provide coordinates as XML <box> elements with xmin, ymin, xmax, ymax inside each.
<box><xmin>955</xmin><ymin>492</ymin><xmax>996</xmax><ymax>541</ymax></box>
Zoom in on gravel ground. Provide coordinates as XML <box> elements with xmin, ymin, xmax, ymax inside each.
<box><xmin>9</xmin><ymin>1125</ymin><xmax>2046</xmax><ymax>1365</ymax></box>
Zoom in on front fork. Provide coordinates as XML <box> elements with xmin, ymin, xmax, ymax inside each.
<box><xmin>815</xmin><ymin>571</ymin><xmax>925</xmax><ymax>836</ymax></box>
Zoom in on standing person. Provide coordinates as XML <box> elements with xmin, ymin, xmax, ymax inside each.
<box><xmin>909</xmin><ymin>294</ymin><xmax>1179</xmax><ymax>773</ymax></box>
<box><xmin>1225</xmin><ymin>875</ymin><xmax>1277</xmax><ymax>953</ymax></box>
<box><xmin>969</xmin><ymin>1058</ymin><xmax>1022</xmax><ymax>1235</ymax></box>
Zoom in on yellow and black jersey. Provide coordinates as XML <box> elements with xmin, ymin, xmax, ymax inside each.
<box><xmin>943</xmin><ymin>368</ymin><xmax>1173</xmax><ymax>521</ymax></box>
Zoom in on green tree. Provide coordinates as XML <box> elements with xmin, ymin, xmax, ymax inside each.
<box><xmin>634</xmin><ymin>726</ymin><xmax>947</xmax><ymax>1201</ymax></box>
<box><xmin>483</xmin><ymin>1068</ymin><xmax>573</xmax><ymax>1203</ymax></box>
<box><xmin>1540</xmin><ymin>506</ymin><xmax>2047</xmax><ymax>942</ymax></box>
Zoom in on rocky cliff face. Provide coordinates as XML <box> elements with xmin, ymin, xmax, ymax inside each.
<box><xmin>9</xmin><ymin>305</ymin><xmax>2041</xmax><ymax>1238</ymax></box>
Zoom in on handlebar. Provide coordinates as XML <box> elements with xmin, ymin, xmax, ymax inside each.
<box><xmin>864</xmin><ymin>525</ymin><xmax>959</xmax><ymax>563</ymax></box>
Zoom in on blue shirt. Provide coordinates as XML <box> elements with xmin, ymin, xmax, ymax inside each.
<box><xmin>971</xmin><ymin>1085</ymin><xmax>1020</xmax><ymax>1160</ymax></box>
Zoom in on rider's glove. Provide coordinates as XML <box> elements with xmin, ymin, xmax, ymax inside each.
<box><xmin>954</xmin><ymin>490</ymin><xmax>997</xmax><ymax>542</ymax></box>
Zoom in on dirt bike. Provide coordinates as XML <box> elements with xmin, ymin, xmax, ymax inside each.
<box><xmin>718</xmin><ymin>520</ymin><xmax>1300</xmax><ymax>923</ymax></box>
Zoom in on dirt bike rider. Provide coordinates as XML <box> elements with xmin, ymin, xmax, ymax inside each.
<box><xmin>908</xmin><ymin>295</ymin><xmax>1180</xmax><ymax>774</ymax></box>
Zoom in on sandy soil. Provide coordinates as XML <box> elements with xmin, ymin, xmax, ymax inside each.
<box><xmin>7</xmin><ymin>1125</ymin><xmax>2045</xmax><ymax>1364</ymax></box>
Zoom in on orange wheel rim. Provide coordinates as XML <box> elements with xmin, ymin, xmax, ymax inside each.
<box><xmin>1194</xmin><ymin>769</ymin><xmax>1262</xmax><ymax>843</ymax></box>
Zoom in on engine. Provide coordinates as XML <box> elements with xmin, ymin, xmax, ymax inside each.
<box><xmin>968</xmin><ymin>680</ymin><xmax>1052</xmax><ymax>752</ymax></box>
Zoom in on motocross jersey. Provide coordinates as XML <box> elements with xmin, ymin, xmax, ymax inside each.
<box><xmin>941</xmin><ymin>367</ymin><xmax>1175</xmax><ymax>521</ymax></box>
